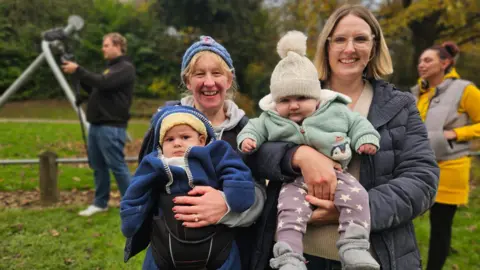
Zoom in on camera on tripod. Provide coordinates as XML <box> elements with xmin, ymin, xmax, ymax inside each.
<box><xmin>41</xmin><ymin>17</ymin><xmax>83</xmax><ymax>64</ymax></box>
<box><xmin>61</xmin><ymin>53</ymin><xmax>75</xmax><ymax>63</ymax></box>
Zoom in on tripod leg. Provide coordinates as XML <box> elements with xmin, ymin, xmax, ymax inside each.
<box><xmin>42</xmin><ymin>40</ymin><xmax>90</xmax><ymax>133</ymax></box>
<box><xmin>0</xmin><ymin>53</ymin><xmax>46</xmax><ymax>108</ymax></box>
<box><xmin>76</xmin><ymin>103</ymin><xmax>90</xmax><ymax>166</ymax></box>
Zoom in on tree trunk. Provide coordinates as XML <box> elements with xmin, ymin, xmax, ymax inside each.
<box><xmin>408</xmin><ymin>11</ymin><xmax>442</xmax><ymax>83</ymax></box>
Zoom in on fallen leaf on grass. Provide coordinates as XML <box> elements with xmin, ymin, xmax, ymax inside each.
<box><xmin>72</xmin><ymin>177</ymin><xmax>81</xmax><ymax>182</ymax></box>
<box><xmin>452</xmin><ymin>264</ymin><xmax>459</xmax><ymax>270</ymax></box>
<box><xmin>20</xmin><ymin>199</ymin><xmax>32</xmax><ymax>206</ymax></box>
<box><xmin>1</xmin><ymin>189</ymin><xmax>96</xmax><ymax>209</ymax></box>
<box><xmin>92</xmin><ymin>233</ymin><xmax>102</xmax><ymax>238</ymax></box>
<box><xmin>467</xmin><ymin>225</ymin><xmax>477</xmax><ymax>232</ymax></box>
<box><xmin>50</xmin><ymin>229</ymin><xmax>60</xmax><ymax>237</ymax></box>
<box><xmin>110</xmin><ymin>191</ymin><xmax>120</xmax><ymax>199</ymax></box>
<box><xmin>10</xmin><ymin>223</ymin><xmax>24</xmax><ymax>233</ymax></box>
<box><xmin>64</xmin><ymin>258</ymin><xmax>74</xmax><ymax>265</ymax></box>
<box><xmin>65</xmin><ymin>142</ymin><xmax>74</xmax><ymax>150</ymax></box>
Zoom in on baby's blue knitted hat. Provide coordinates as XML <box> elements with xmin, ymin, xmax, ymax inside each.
<box><xmin>181</xmin><ymin>36</ymin><xmax>234</xmax><ymax>82</ymax></box>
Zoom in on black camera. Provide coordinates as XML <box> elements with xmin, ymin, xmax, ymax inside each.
<box><xmin>43</xmin><ymin>28</ymin><xmax>68</xmax><ymax>42</ymax></box>
<box><xmin>61</xmin><ymin>53</ymin><xmax>75</xmax><ymax>63</ymax></box>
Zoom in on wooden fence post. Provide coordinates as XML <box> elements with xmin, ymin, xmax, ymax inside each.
<box><xmin>39</xmin><ymin>151</ymin><xmax>59</xmax><ymax>205</ymax></box>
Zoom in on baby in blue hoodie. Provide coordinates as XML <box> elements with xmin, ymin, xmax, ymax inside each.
<box><xmin>120</xmin><ymin>105</ymin><xmax>254</xmax><ymax>270</ymax></box>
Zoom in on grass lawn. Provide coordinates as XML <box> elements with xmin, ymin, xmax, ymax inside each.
<box><xmin>0</xmin><ymin>164</ymin><xmax>94</xmax><ymax>191</ymax></box>
<box><xmin>0</xmin><ymin>207</ymin><xmax>145</xmax><ymax>269</ymax></box>
<box><xmin>0</xmin><ymin>122</ymin><xmax>147</xmax><ymax>191</ymax></box>
<box><xmin>0</xmin><ymin>107</ymin><xmax>152</xmax><ymax>269</ymax></box>
<box><xmin>0</xmin><ymin>100</ymin><xmax>479</xmax><ymax>269</ymax></box>
<box><xmin>0</xmin><ymin>98</ymin><xmax>164</xmax><ymax>120</ymax></box>
<box><xmin>414</xmin><ymin>180</ymin><xmax>480</xmax><ymax>269</ymax></box>
<box><xmin>0</xmin><ymin>163</ymin><xmax>141</xmax><ymax>192</ymax></box>
<box><xmin>1</xmin><ymin>177</ymin><xmax>478</xmax><ymax>269</ymax></box>
<box><xmin>0</xmin><ymin>122</ymin><xmax>149</xmax><ymax>159</ymax></box>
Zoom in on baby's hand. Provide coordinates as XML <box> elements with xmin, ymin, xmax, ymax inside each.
<box><xmin>241</xmin><ymin>138</ymin><xmax>257</xmax><ymax>153</ymax></box>
<box><xmin>357</xmin><ymin>144</ymin><xmax>377</xmax><ymax>155</ymax></box>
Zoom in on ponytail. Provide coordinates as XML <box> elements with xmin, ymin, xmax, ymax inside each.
<box><xmin>442</xmin><ymin>41</ymin><xmax>460</xmax><ymax>65</ymax></box>
<box><xmin>428</xmin><ymin>41</ymin><xmax>460</xmax><ymax>71</ymax></box>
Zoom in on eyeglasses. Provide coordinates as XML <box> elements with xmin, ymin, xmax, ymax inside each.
<box><xmin>327</xmin><ymin>34</ymin><xmax>375</xmax><ymax>51</ymax></box>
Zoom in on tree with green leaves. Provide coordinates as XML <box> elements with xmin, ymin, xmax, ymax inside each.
<box><xmin>275</xmin><ymin>0</ymin><xmax>479</xmax><ymax>87</ymax></box>
<box><xmin>378</xmin><ymin>0</ymin><xmax>480</xmax><ymax>86</ymax></box>
<box><xmin>0</xmin><ymin>0</ymin><xmax>181</xmax><ymax>100</ymax></box>
<box><xmin>153</xmin><ymin>0</ymin><xmax>280</xmax><ymax>103</ymax></box>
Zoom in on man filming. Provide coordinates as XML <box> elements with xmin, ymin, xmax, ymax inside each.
<box><xmin>62</xmin><ymin>32</ymin><xmax>134</xmax><ymax>217</ymax></box>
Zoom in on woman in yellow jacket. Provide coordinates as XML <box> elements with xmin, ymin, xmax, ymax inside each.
<box><xmin>412</xmin><ymin>42</ymin><xmax>480</xmax><ymax>270</ymax></box>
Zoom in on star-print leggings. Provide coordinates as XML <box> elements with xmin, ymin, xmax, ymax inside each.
<box><xmin>276</xmin><ymin>171</ymin><xmax>371</xmax><ymax>254</ymax></box>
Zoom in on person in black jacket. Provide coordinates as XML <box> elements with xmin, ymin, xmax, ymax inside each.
<box><xmin>127</xmin><ymin>36</ymin><xmax>266</xmax><ymax>270</ymax></box>
<box><xmin>62</xmin><ymin>32</ymin><xmax>135</xmax><ymax>217</ymax></box>
<box><xmin>248</xmin><ymin>5</ymin><xmax>439</xmax><ymax>270</ymax></box>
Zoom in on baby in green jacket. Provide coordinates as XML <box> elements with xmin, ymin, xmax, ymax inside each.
<box><xmin>237</xmin><ymin>31</ymin><xmax>380</xmax><ymax>270</ymax></box>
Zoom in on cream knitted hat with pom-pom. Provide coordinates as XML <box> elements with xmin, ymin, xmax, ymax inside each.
<box><xmin>269</xmin><ymin>30</ymin><xmax>321</xmax><ymax>102</ymax></box>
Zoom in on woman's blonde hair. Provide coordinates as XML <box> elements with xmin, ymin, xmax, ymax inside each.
<box><xmin>314</xmin><ymin>4</ymin><xmax>393</xmax><ymax>81</ymax></box>
<box><xmin>181</xmin><ymin>51</ymin><xmax>237</xmax><ymax>99</ymax></box>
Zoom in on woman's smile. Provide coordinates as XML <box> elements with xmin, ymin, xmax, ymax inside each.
<box><xmin>339</xmin><ymin>57</ymin><xmax>359</xmax><ymax>64</ymax></box>
<box><xmin>202</xmin><ymin>90</ymin><xmax>219</xmax><ymax>96</ymax></box>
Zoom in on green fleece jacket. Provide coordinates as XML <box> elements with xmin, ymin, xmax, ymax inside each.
<box><xmin>237</xmin><ymin>90</ymin><xmax>380</xmax><ymax>168</ymax></box>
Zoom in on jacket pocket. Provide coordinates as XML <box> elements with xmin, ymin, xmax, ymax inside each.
<box><xmin>396</xmin><ymin>250</ymin><xmax>421</xmax><ymax>270</ymax></box>
<box><xmin>428</xmin><ymin>130</ymin><xmax>470</xmax><ymax>160</ymax></box>
<box><xmin>428</xmin><ymin>131</ymin><xmax>451</xmax><ymax>159</ymax></box>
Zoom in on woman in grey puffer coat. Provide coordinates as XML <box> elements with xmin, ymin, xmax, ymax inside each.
<box><xmin>247</xmin><ymin>4</ymin><xmax>439</xmax><ymax>270</ymax></box>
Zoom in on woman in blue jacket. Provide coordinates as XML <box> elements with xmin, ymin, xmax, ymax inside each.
<box><xmin>124</xmin><ymin>36</ymin><xmax>266</xmax><ymax>269</ymax></box>
<box><xmin>249</xmin><ymin>4</ymin><xmax>439</xmax><ymax>270</ymax></box>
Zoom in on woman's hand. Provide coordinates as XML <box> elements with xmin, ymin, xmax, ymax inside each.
<box><xmin>443</xmin><ymin>130</ymin><xmax>457</xmax><ymax>140</ymax></box>
<box><xmin>172</xmin><ymin>186</ymin><xmax>228</xmax><ymax>228</ymax></box>
<box><xmin>292</xmin><ymin>145</ymin><xmax>338</xmax><ymax>201</ymax></box>
<box><xmin>306</xmin><ymin>195</ymin><xmax>340</xmax><ymax>225</ymax></box>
